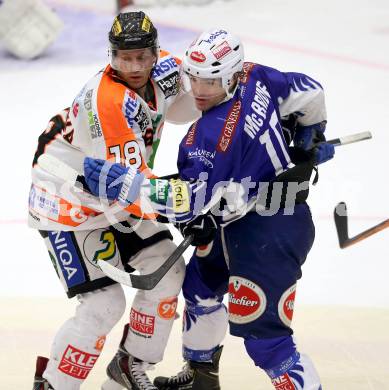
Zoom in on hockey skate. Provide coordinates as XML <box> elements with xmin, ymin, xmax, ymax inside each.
<box><xmin>101</xmin><ymin>325</ymin><xmax>157</xmax><ymax>390</ymax></box>
<box><xmin>33</xmin><ymin>356</ymin><xmax>54</xmax><ymax>390</ymax></box>
<box><xmin>153</xmin><ymin>346</ymin><xmax>223</xmax><ymax>390</ymax></box>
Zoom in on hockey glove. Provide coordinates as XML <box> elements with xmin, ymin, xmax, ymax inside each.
<box><xmin>176</xmin><ymin>213</ymin><xmax>217</xmax><ymax>247</ymax></box>
<box><xmin>84</xmin><ymin>157</ymin><xmax>144</xmax><ymax>205</ymax></box>
<box><xmin>294</xmin><ymin>121</ymin><xmax>335</xmax><ymax>165</ymax></box>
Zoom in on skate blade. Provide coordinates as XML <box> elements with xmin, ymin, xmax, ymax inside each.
<box><xmin>101</xmin><ymin>378</ymin><xmax>126</xmax><ymax>390</ymax></box>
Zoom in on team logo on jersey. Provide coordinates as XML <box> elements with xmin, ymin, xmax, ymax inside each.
<box><xmin>212</xmin><ymin>41</ymin><xmax>232</xmax><ymax>60</ymax></box>
<box><xmin>72</xmin><ymin>103</ymin><xmax>79</xmax><ymax>118</ymax></box>
<box><xmin>30</xmin><ymin>187</ymin><xmax>60</xmax><ymax>221</ymax></box>
<box><xmin>134</xmin><ymin>105</ymin><xmax>149</xmax><ymax>133</ymax></box>
<box><xmin>82</xmin><ymin>229</ymin><xmax>120</xmax><ymax>268</ymax></box>
<box><xmin>150</xmin><ymin>179</ymin><xmax>169</xmax><ymax>205</ymax></box>
<box><xmin>217</xmin><ymin>100</ymin><xmax>241</xmax><ymax>152</ymax></box>
<box><xmin>123</xmin><ymin>89</ymin><xmax>139</xmax><ymax>128</ymax></box>
<box><xmin>278</xmin><ymin>284</ymin><xmax>296</xmax><ymax>327</ymax></box>
<box><xmin>228</xmin><ymin>276</ymin><xmax>266</xmax><ymax>324</ymax></box>
<box><xmin>152</xmin><ymin>56</ymin><xmax>178</xmax><ymax>78</ymax></box>
<box><xmin>58</xmin><ymin>345</ymin><xmax>99</xmax><ymax>379</ymax></box>
<box><xmin>87</xmin><ymin>111</ymin><xmax>102</xmax><ymax>139</ymax></box>
<box><xmin>158</xmin><ymin>296</ymin><xmax>178</xmax><ymax>319</ymax></box>
<box><xmin>171</xmin><ymin>179</ymin><xmax>190</xmax><ymax>213</ymax></box>
<box><xmin>130</xmin><ymin>308</ymin><xmax>155</xmax><ymax>336</ymax></box>
<box><xmin>48</xmin><ymin>231</ymin><xmax>87</xmax><ymax>288</ymax></box>
<box><xmin>185</xmin><ymin>122</ymin><xmax>198</xmax><ymax>146</ymax></box>
<box><xmin>157</xmin><ymin>71</ymin><xmax>180</xmax><ymax>98</ymax></box>
<box><xmin>94</xmin><ymin>335</ymin><xmax>106</xmax><ymax>352</ymax></box>
<box><xmin>187</xmin><ymin>148</ymin><xmax>216</xmax><ymax>168</ymax></box>
<box><xmin>84</xmin><ymin>89</ymin><xmax>93</xmax><ymax>110</ymax></box>
<box><xmin>190</xmin><ymin>51</ymin><xmax>206</xmax><ymax>63</ymax></box>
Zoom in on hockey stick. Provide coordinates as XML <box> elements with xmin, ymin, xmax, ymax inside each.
<box><xmin>334</xmin><ymin>202</ymin><xmax>389</xmax><ymax>248</ymax></box>
<box><xmin>37</xmin><ymin>154</ymin><xmax>179</xmax><ymax>190</ymax></box>
<box><xmin>98</xmin><ymin>234</ymin><xmax>194</xmax><ymax>290</ymax></box>
<box><xmin>37</xmin><ymin>131</ymin><xmax>372</xmax><ymax>188</ymax></box>
<box><xmin>37</xmin><ymin>154</ymin><xmax>90</xmax><ymax>190</ymax></box>
<box><xmin>37</xmin><ymin>154</ymin><xmax>190</xmax><ymax>289</ymax></box>
<box><xmin>327</xmin><ymin>131</ymin><xmax>372</xmax><ymax>146</ymax></box>
<box><xmin>36</xmin><ymin>130</ymin><xmax>372</xmax><ymax>286</ymax></box>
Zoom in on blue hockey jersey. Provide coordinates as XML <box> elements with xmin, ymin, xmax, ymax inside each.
<box><xmin>136</xmin><ymin>62</ymin><xmax>326</xmax><ymax>222</ymax></box>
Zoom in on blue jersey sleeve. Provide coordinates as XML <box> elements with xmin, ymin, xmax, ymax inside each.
<box><xmin>255</xmin><ymin>65</ymin><xmax>327</xmax><ymax>126</ymax></box>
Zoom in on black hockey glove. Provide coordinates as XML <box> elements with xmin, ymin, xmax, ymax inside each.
<box><xmin>176</xmin><ymin>213</ymin><xmax>217</xmax><ymax>247</ymax></box>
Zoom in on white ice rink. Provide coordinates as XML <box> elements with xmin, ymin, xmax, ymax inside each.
<box><xmin>1</xmin><ymin>0</ymin><xmax>389</xmax><ymax>388</ymax></box>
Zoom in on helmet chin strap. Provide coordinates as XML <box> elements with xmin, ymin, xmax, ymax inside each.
<box><xmin>219</xmin><ymin>76</ymin><xmax>239</xmax><ymax>105</ymax></box>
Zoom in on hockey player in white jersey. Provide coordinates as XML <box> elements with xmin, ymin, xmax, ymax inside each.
<box><xmin>30</xmin><ymin>11</ymin><xmax>199</xmax><ymax>390</ymax></box>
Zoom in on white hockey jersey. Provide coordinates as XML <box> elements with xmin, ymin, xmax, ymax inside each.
<box><xmin>28</xmin><ymin>50</ymin><xmax>199</xmax><ymax>231</ymax></box>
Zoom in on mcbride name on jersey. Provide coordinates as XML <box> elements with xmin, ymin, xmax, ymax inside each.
<box><xmin>29</xmin><ymin>50</ymin><xmax>199</xmax><ymax>230</ymax></box>
<box><xmin>135</xmin><ymin>62</ymin><xmax>326</xmax><ymax>222</ymax></box>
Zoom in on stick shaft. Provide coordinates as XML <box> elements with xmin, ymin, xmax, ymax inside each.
<box><xmin>342</xmin><ymin>219</ymin><xmax>389</xmax><ymax>248</ymax></box>
<box><xmin>98</xmin><ymin>234</ymin><xmax>194</xmax><ymax>290</ymax></box>
<box><xmin>328</xmin><ymin>131</ymin><xmax>372</xmax><ymax>146</ymax></box>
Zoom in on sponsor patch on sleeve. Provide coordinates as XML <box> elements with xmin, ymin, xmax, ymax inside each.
<box><xmin>150</xmin><ymin>179</ymin><xmax>169</xmax><ymax>204</ymax></box>
<box><xmin>170</xmin><ymin>179</ymin><xmax>190</xmax><ymax>213</ymax></box>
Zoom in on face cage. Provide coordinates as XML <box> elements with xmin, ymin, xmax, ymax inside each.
<box><xmin>108</xmin><ymin>46</ymin><xmax>159</xmax><ymax>73</ymax></box>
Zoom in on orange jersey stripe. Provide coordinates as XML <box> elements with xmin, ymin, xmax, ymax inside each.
<box><xmin>32</xmin><ymin>186</ymin><xmax>102</xmax><ymax>227</ymax></box>
<box><xmin>97</xmin><ymin>67</ymin><xmax>150</xmax><ymax>173</ymax></box>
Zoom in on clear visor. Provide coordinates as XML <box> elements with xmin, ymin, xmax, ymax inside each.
<box><xmin>109</xmin><ymin>47</ymin><xmax>157</xmax><ymax>73</ymax></box>
<box><xmin>182</xmin><ymin>72</ymin><xmax>225</xmax><ymax>98</ymax></box>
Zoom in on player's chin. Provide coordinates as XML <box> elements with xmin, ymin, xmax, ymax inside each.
<box><xmin>123</xmin><ymin>74</ymin><xmax>148</xmax><ymax>89</ymax></box>
<box><xmin>194</xmin><ymin>97</ymin><xmax>212</xmax><ymax>111</ymax></box>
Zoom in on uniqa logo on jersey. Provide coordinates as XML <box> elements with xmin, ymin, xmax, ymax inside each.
<box><xmin>228</xmin><ymin>276</ymin><xmax>267</xmax><ymax>324</ymax></box>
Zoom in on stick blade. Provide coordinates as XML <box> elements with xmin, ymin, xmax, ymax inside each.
<box><xmin>334</xmin><ymin>202</ymin><xmax>349</xmax><ymax>248</ymax></box>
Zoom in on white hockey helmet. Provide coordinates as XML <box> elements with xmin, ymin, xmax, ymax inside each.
<box><xmin>183</xmin><ymin>29</ymin><xmax>244</xmax><ymax>98</ymax></box>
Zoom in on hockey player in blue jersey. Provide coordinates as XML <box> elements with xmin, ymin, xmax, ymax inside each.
<box><xmin>83</xmin><ymin>29</ymin><xmax>334</xmax><ymax>389</ymax></box>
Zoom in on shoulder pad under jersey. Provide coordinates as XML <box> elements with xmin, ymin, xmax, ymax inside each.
<box><xmin>152</xmin><ymin>50</ymin><xmax>181</xmax><ymax>98</ymax></box>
